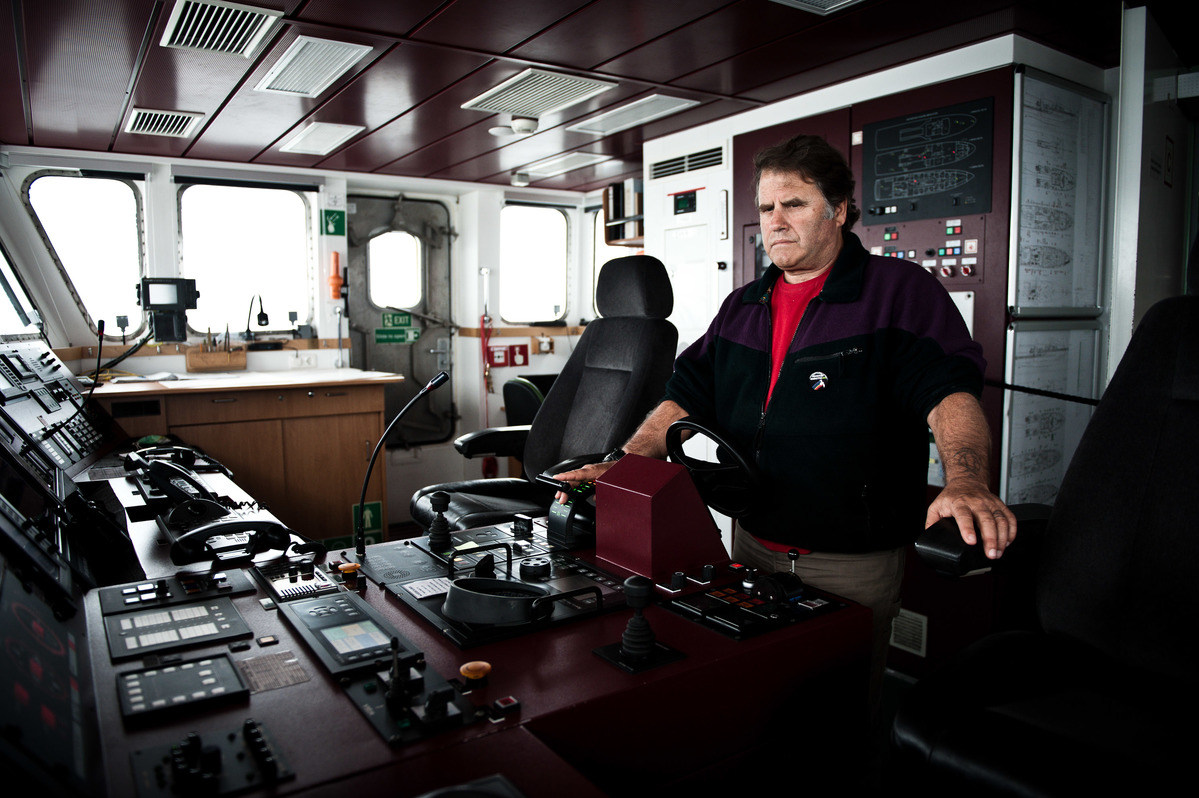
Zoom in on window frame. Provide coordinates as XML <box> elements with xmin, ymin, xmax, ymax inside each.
<box><xmin>175</xmin><ymin>179</ymin><xmax>316</xmax><ymax>336</ymax></box>
<box><xmin>366</xmin><ymin>228</ymin><xmax>424</xmax><ymax>312</ymax></box>
<box><xmin>498</xmin><ymin>203</ymin><xmax>570</xmax><ymax>324</ymax></box>
<box><xmin>20</xmin><ymin>169</ymin><xmax>148</xmax><ymax>339</ymax></box>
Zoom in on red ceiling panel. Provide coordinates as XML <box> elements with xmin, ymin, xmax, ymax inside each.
<box><xmin>671</xmin><ymin>0</ymin><xmax>1018</xmax><ymax>99</ymax></box>
<box><xmin>0</xmin><ymin>4</ymin><xmax>29</xmax><ymax>146</ymax></box>
<box><xmin>296</xmin><ymin>0</ymin><xmax>446</xmax><ymax>39</ymax></box>
<box><xmin>185</xmin><ymin>26</ymin><xmax>393</xmax><ymax>163</ymax></box>
<box><xmin>593</xmin><ymin>0</ymin><xmax>821</xmax><ymax>88</ymax></box>
<box><xmin>21</xmin><ymin>0</ymin><xmax>160</xmax><ymax>152</ymax></box>
<box><xmin>254</xmin><ymin>44</ymin><xmax>490</xmax><ymax>169</ymax></box>
<box><xmin>317</xmin><ymin>62</ymin><xmax>528</xmax><ymax>173</ymax></box>
<box><xmin>388</xmin><ymin>78</ymin><xmax>669</xmax><ymax>181</ymax></box>
<box><xmin>733</xmin><ymin>9</ymin><xmax>1021</xmax><ymax>103</ymax></box>
<box><xmin>1</xmin><ymin>0</ymin><xmax>1157</xmax><ymax>191</ymax></box>
<box><xmin>508</xmin><ymin>0</ymin><xmax>735</xmax><ymax>70</ymax></box>
<box><xmin>409</xmin><ymin>0</ymin><xmax>592</xmax><ymax>54</ymax></box>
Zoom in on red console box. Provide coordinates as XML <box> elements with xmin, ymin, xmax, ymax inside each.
<box><xmin>594</xmin><ymin>454</ymin><xmax>730</xmax><ymax>583</ymax></box>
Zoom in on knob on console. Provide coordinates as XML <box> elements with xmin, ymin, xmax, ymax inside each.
<box><xmin>518</xmin><ymin>556</ymin><xmax>552</xmax><ymax>581</ymax></box>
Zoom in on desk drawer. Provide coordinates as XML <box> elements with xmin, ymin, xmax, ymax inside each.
<box><xmin>166</xmin><ymin>385</ymin><xmax>381</xmax><ymax>425</ymax></box>
<box><xmin>279</xmin><ymin>385</ymin><xmax>380</xmax><ymax>418</ymax></box>
<box><xmin>166</xmin><ymin>390</ymin><xmax>287</xmax><ymax>425</ymax></box>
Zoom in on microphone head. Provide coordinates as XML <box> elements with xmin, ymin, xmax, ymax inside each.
<box><xmin>426</xmin><ymin>372</ymin><xmax>449</xmax><ymax>391</ymax></box>
<box><xmin>97</xmin><ymin>320</ymin><xmax>106</xmax><ymax>336</ymax></box>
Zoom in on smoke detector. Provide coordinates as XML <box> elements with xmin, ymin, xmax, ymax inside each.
<box><xmin>489</xmin><ymin>116</ymin><xmax>539</xmax><ymax>137</ymax></box>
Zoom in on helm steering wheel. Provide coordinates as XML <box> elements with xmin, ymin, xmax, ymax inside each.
<box><xmin>665</xmin><ymin>417</ymin><xmax>762</xmax><ymax>518</ymax></box>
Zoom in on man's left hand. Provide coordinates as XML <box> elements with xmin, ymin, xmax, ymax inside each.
<box><xmin>925</xmin><ymin>480</ymin><xmax>1017</xmax><ymax>559</ymax></box>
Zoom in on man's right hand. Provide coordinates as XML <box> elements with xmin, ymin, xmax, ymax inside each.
<box><xmin>550</xmin><ymin>461</ymin><xmax>618</xmax><ymax>503</ymax></box>
<box><xmin>549</xmin><ymin>400</ymin><xmax>691</xmax><ymax>502</ymax></box>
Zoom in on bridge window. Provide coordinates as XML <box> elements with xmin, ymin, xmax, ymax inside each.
<box><xmin>367</xmin><ymin>231</ymin><xmax>422</xmax><ymax>309</ymax></box>
<box><xmin>499</xmin><ymin>205</ymin><xmax>567</xmax><ymax>323</ymax></box>
<box><xmin>179</xmin><ymin>183</ymin><xmax>312</xmax><ymax>335</ymax></box>
<box><xmin>0</xmin><ymin>240</ymin><xmax>37</xmax><ymax>336</ymax></box>
<box><xmin>24</xmin><ymin>173</ymin><xmax>145</xmax><ymax>336</ymax></box>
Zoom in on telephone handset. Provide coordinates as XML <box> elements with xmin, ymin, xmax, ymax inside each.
<box><xmin>161</xmin><ymin>499</ymin><xmax>293</xmax><ymax>565</ymax></box>
<box><xmin>124</xmin><ymin>451</ymin><xmax>217</xmax><ymax>504</ymax></box>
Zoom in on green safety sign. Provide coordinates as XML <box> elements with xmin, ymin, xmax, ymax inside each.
<box><xmin>352</xmin><ymin>501</ymin><xmax>384</xmax><ymax>535</ymax></box>
<box><xmin>321</xmin><ymin>209</ymin><xmax>346</xmax><ymax>236</ymax></box>
<box><xmin>382</xmin><ymin>312</ymin><xmax>413</xmax><ymax>327</ymax></box>
<box><xmin>375</xmin><ymin>328</ymin><xmax>421</xmax><ymax>344</ymax></box>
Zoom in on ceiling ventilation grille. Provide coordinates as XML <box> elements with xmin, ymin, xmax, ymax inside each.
<box><xmin>567</xmin><ymin>95</ymin><xmax>700</xmax><ymax>136</ymax></box>
<box><xmin>160</xmin><ymin>0</ymin><xmax>283</xmax><ymax>57</ymax></box>
<box><xmin>462</xmin><ymin>68</ymin><xmax>616</xmax><ymax>118</ymax></box>
<box><xmin>125</xmin><ymin>108</ymin><xmax>205</xmax><ymax>137</ymax></box>
<box><xmin>254</xmin><ymin>36</ymin><xmax>373</xmax><ymax>97</ymax></box>
<box><xmin>766</xmin><ymin>0</ymin><xmax>869</xmax><ymax>16</ymax></box>
<box><xmin>650</xmin><ymin>146</ymin><xmax>724</xmax><ymax>180</ymax></box>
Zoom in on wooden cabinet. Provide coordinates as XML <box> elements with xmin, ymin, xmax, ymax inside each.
<box><xmin>96</xmin><ymin>372</ymin><xmax>401</xmax><ymax>543</ymax></box>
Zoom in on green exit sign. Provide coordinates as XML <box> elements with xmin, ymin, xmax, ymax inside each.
<box><xmin>382</xmin><ymin>312</ymin><xmax>413</xmax><ymax>327</ymax></box>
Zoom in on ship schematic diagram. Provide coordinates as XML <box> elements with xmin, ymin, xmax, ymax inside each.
<box><xmin>862</xmin><ymin>99</ymin><xmax>994</xmax><ymax>223</ymax></box>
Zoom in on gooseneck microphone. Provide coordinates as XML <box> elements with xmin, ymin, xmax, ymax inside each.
<box><xmin>355</xmin><ymin>371</ymin><xmax>449</xmax><ymax>560</ymax></box>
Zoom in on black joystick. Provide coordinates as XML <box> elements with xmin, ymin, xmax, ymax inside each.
<box><xmin>427</xmin><ymin>491</ymin><xmax>453</xmax><ymax>554</ymax></box>
<box><xmin>619</xmin><ymin>576</ymin><xmax>656</xmax><ymax>662</ymax></box>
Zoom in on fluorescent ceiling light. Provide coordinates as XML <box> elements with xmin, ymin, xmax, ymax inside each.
<box><xmin>567</xmin><ymin>95</ymin><xmax>700</xmax><ymax>136</ymax></box>
<box><xmin>280</xmin><ymin>122</ymin><xmax>365</xmax><ymax>155</ymax></box>
<box><xmin>255</xmin><ymin>36</ymin><xmax>373</xmax><ymax>97</ymax></box>
<box><xmin>524</xmin><ymin>151</ymin><xmax>610</xmax><ymax>177</ymax></box>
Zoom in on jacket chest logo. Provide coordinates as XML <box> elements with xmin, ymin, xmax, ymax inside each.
<box><xmin>809</xmin><ymin>371</ymin><xmax>828</xmax><ymax>391</ymax></box>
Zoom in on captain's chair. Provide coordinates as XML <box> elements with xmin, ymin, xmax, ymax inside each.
<box><xmin>410</xmin><ymin>255</ymin><xmax>678</xmax><ymax>531</ymax></box>
<box><xmin>890</xmin><ymin>295</ymin><xmax>1199</xmax><ymax>795</ymax></box>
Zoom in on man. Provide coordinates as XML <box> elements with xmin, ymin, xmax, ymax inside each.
<box><xmin>556</xmin><ymin>134</ymin><xmax>1015</xmax><ymax>706</ymax></box>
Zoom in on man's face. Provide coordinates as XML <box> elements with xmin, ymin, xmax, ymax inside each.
<box><xmin>757</xmin><ymin>170</ymin><xmax>846</xmax><ymax>283</ymax></box>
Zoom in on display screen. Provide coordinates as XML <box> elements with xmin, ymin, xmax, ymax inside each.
<box><xmin>319</xmin><ymin>619</ymin><xmax>389</xmax><ymax>655</ymax></box>
<box><xmin>147</xmin><ymin>283</ymin><xmax>179</xmax><ymax>305</ymax></box>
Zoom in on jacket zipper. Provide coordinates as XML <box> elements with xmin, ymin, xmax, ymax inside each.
<box><xmin>754</xmin><ymin>291</ymin><xmax>820</xmax><ymax>453</ymax></box>
<box><xmin>754</xmin><ymin>291</ymin><xmax>862</xmax><ymax>454</ymax></box>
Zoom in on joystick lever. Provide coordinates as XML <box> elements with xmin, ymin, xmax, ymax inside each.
<box><xmin>619</xmin><ymin>576</ymin><xmax>656</xmax><ymax>662</ymax></box>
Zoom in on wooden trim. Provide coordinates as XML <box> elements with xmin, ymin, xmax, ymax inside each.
<box><xmin>54</xmin><ymin>338</ymin><xmax>351</xmax><ymax>360</ymax></box>
<box><xmin>458</xmin><ymin>326</ymin><xmax>584</xmax><ymax>338</ymax></box>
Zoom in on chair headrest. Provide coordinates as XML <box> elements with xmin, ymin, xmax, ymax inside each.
<box><xmin>595</xmin><ymin>255</ymin><xmax>673</xmax><ymax>320</ymax></box>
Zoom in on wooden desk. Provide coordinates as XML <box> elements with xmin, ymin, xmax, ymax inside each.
<box><xmin>94</xmin><ymin>370</ymin><xmax>402</xmax><ymax>543</ymax></box>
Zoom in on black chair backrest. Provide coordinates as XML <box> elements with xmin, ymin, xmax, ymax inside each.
<box><xmin>521</xmin><ymin>255</ymin><xmax>677</xmax><ymax>480</ymax></box>
<box><xmin>502</xmin><ymin>377</ymin><xmax>544</xmax><ymax>426</ymax></box>
<box><xmin>1037</xmin><ymin>295</ymin><xmax>1199</xmax><ymax>683</ymax></box>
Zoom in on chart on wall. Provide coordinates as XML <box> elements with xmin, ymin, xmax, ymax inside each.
<box><xmin>1011</xmin><ymin>73</ymin><xmax>1108</xmax><ymax>315</ymax></box>
<box><xmin>1001</xmin><ymin>322</ymin><xmax>1100</xmax><ymax>504</ymax></box>
<box><xmin>860</xmin><ymin>98</ymin><xmax>994</xmax><ymax>223</ymax></box>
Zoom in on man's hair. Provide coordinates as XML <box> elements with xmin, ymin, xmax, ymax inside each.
<box><xmin>753</xmin><ymin>134</ymin><xmax>862</xmax><ymax>231</ymax></box>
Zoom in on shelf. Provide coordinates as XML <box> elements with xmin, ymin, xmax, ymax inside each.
<box><xmin>602</xmin><ymin>179</ymin><xmax>644</xmax><ymax>248</ymax></box>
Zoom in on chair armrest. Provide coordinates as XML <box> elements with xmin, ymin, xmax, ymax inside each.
<box><xmin>915</xmin><ymin>503</ymin><xmax>1051</xmax><ymax>577</ymax></box>
<box><xmin>453</xmin><ymin>425</ymin><xmax>530</xmax><ymax>459</ymax></box>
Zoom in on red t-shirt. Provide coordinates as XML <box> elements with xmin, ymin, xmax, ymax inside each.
<box><xmin>766</xmin><ymin>272</ymin><xmax>828</xmax><ymax>407</ymax></box>
<box><xmin>757</xmin><ymin>272</ymin><xmax>827</xmax><ymax>555</ymax></box>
